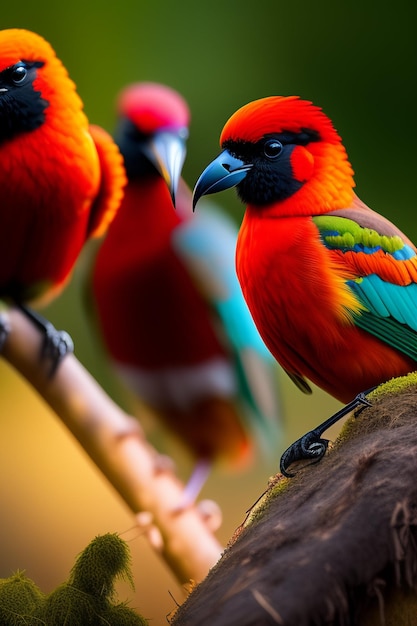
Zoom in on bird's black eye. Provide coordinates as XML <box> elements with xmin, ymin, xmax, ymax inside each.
<box><xmin>264</xmin><ymin>139</ymin><xmax>283</xmax><ymax>159</ymax></box>
<box><xmin>11</xmin><ymin>64</ymin><xmax>28</xmax><ymax>85</ymax></box>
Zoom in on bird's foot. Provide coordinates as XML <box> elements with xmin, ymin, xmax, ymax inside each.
<box><xmin>0</xmin><ymin>311</ymin><xmax>11</xmax><ymax>352</ymax></box>
<box><xmin>41</xmin><ymin>323</ymin><xmax>74</xmax><ymax>377</ymax></box>
<box><xmin>279</xmin><ymin>390</ymin><xmax>374</xmax><ymax>478</ymax></box>
<box><xmin>279</xmin><ymin>430</ymin><xmax>331</xmax><ymax>479</ymax></box>
<box><xmin>18</xmin><ymin>304</ymin><xmax>74</xmax><ymax>377</ymax></box>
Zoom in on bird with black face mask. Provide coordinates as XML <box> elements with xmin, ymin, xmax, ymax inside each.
<box><xmin>91</xmin><ymin>83</ymin><xmax>281</xmax><ymax>506</ymax></box>
<box><xmin>0</xmin><ymin>28</ymin><xmax>126</xmax><ymax>373</ymax></box>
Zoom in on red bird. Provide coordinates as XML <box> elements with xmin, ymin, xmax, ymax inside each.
<box><xmin>0</xmin><ymin>28</ymin><xmax>126</xmax><ymax>370</ymax></box>
<box><xmin>91</xmin><ymin>83</ymin><xmax>280</xmax><ymax>503</ymax></box>
<box><xmin>193</xmin><ymin>95</ymin><xmax>417</xmax><ymax>474</ymax></box>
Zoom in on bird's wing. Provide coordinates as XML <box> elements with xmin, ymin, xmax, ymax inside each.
<box><xmin>86</xmin><ymin>124</ymin><xmax>127</xmax><ymax>239</ymax></box>
<box><xmin>173</xmin><ymin>197</ymin><xmax>281</xmax><ymax>444</ymax></box>
<box><xmin>313</xmin><ymin>199</ymin><xmax>417</xmax><ymax>361</ymax></box>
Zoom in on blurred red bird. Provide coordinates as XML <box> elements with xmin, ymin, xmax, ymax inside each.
<box><xmin>193</xmin><ymin>95</ymin><xmax>417</xmax><ymax>474</ymax></box>
<box><xmin>0</xmin><ymin>28</ymin><xmax>126</xmax><ymax>370</ymax></box>
<box><xmin>91</xmin><ymin>83</ymin><xmax>280</xmax><ymax>504</ymax></box>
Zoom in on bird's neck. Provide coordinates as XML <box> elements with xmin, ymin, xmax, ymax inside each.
<box><xmin>95</xmin><ymin>175</ymin><xmax>180</xmax><ymax>264</ymax></box>
<box><xmin>120</xmin><ymin>176</ymin><xmax>181</xmax><ymax>236</ymax></box>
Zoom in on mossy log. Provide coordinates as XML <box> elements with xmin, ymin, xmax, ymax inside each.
<box><xmin>172</xmin><ymin>375</ymin><xmax>417</xmax><ymax>625</ymax></box>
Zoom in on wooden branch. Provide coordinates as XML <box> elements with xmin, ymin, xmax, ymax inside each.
<box><xmin>171</xmin><ymin>377</ymin><xmax>417</xmax><ymax>625</ymax></box>
<box><xmin>1</xmin><ymin>307</ymin><xmax>223</xmax><ymax>585</ymax></box>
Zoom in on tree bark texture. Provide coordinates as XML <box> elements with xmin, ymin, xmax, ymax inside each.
<box><xmin>172</xmin><ymin>377</ymin><xmax>417</xmax><ymax>625</ymax></box>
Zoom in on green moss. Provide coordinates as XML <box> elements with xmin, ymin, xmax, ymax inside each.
<box><xmin>35</xmin><ymin>584</ymin><xmax>99</xmax><ymax>625</ymax></box>
<box><xmin>0</xmin><ymin>571</ymin><xmax>45</xmax><ymax>625</ymax></box>
<box><xmin>0</xmin><ymin>534</ymin><xmax>148</xmax><ymax>625</ymax></box>
<box><xmin>242</xmin><ymin>474</ymin><xmax>289</xmax><ymax>528</ymax></box>
<box><xmin>366</xmin><ymin>372</ymin><xmax>417</xmax><ymax>400</ymax></box>
<box><xmin>337</xmin><ymin>373</ymin><xmax>417</xmax><ymax>444</ymax></box>
<box><xmin>69</xmin><ymin>533</ymin><xmax>134</xmax><ymax>600</ymax></box>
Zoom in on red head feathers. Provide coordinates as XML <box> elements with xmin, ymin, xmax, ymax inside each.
<box><xmin>220</xmin><ymin>96</ymin><xmax>342</xmax><ymax>145</ymax></box>
<box><xmin>117</xmin><ymin>82</ymin><xmax>190</xmax><ymax>133</ymax></box>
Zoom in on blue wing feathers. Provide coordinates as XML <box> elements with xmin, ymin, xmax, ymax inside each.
<box><xmin>349</xmin><ymin>276</ymin><xmax>417</xmax><ymax>331</ymax></box>
<box><xmin>393</xmin><ymin>244</ymin><xmax>415</xmax><ymax>260</ymax></box>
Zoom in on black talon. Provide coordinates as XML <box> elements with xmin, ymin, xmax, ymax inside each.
<box><xmin>17</xmin><ymin>304</ymin><xmax>74</xmax><ymax>377</ymax></box>
<box><xmin>0</xmin><ymin>312</ymin><xmax>11</xmax><ymax>351</ymax></box>
<box><xmin>40</xmin><ymin>323</ymin><xmax>74</xmax><ymax>377</ymax></box>
<box><xmin>279</xmin><ymin>430</ymin><xmax>330</xmax><ymax>478</ymax></box>
<box><xmin>279</xmin><ymin>389</ymin><xmax>375</xmax><ymax>478</ymax></box>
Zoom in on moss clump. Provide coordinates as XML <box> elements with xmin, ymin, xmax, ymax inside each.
<box><xmin>69</xmin><ymin>532</ymin><xmax>134</xmax><ymax>600</ymax></box>
<box><xmin>0</xmin><ymin>570</ymin><xmax>45</xmax><ymax>625</ymax></box>
<box><xmin>337</xmin><ymin>372</ymin><xmax>417</xmax><ymax>444</ymax></box>
<box><xmin>0</xmin><ymin>533</ymin><xmax>148</xmax><ymax>625</ymax></box>
<box><xmin>367</xmin><ymin>371</ymin><xmax>417</xmax><ymax>400</ymax></box>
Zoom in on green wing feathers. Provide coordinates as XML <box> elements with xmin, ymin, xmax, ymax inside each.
<box><xmin>313</xmin><ymin>214</ymin><xmax>417</xmax><ymax>361</ymax></box>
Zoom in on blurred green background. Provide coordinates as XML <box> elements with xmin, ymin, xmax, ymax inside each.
<box><xmin>0</xmin><ymin>0</ymin><xmax>416</xmax><ymax>623</ymax></box>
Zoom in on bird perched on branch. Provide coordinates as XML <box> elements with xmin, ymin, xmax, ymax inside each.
<box><xmin>91</xmin><ymin>83</ymin><xmax>280</xmax><ymax>505</ymax></box>
<box><xmin>193</xmin><ymin>95</ymin><xmax>417</xmax><ymax>474</ymax></box>
<box><xmin>0</xmin><ymin>28</ymin><xmax>126</xmax><ymax>372</ymax></box>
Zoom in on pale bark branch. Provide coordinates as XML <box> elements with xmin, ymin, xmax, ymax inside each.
<box><xmin>1</xmin><ymin>306</ymin><xmax>223</xmax><ymax>585</ymax></box>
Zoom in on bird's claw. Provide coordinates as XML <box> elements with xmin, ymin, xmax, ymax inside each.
<box><xmin>16</xmin><ymin>304</ymin><xmax>74</xmax><ymax>377</ymax></box>
<box><xmin>352</xmin><ymin>391</ymin><xmax>373</xmax><ymax>416</ymax></box>
<box><xmin>0</xmin><ymin>312</ymin><xmax>11</xmax><ymax>351</ymax></box>
<box><xmin>279</xmin><ymin>389</ymin><xmax>375</xmax><ymax>478</ymax></box>
<box><xmin>280</xmin><ymin>430</ymin><xmax>330</xmax><ymax>478</ymax></box>
<box><xmin>41</xmin><ymin>324</ymin><xmax>74</xmax><ymax>377</ymax></box>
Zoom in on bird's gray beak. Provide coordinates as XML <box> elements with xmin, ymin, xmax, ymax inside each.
<box><xmin>192</xmin><ymin>150</ymin><xmax>251</xmax><ymax>210</ymax></box>
<box><xmin>144</xmin><ymin>129</ymin><xmax>187</xmax><ymax>206</ymax></box>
